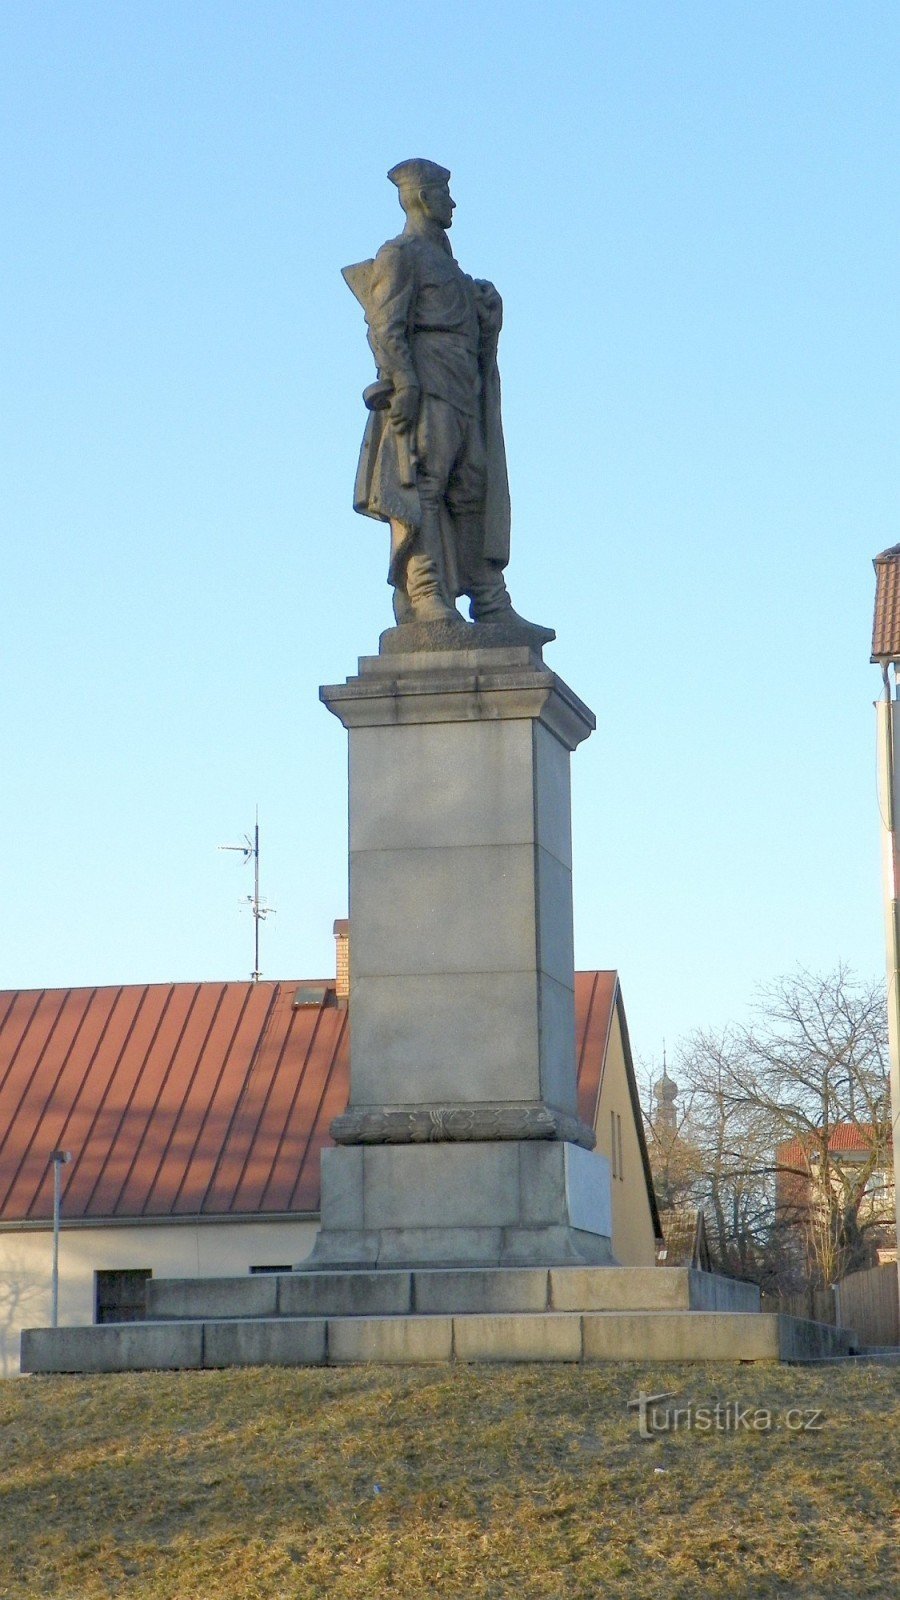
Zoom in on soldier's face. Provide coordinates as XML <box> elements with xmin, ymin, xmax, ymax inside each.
<box><xmin>421</xmin><ymin>182</ymin><xmax>455</xmax><ymax>228</ymax></box>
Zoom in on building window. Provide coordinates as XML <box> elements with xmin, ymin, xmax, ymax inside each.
<box><xmin>249</xmin><ymin>1265</ymin><xmax>291</xmax><ymax>1274</ymax></box>
<box><xmin>94</xmin><ymin>1269</ymin><xmax>152</xmax><ymax>1324</ymax></box>
<box><xmin>610</xmin><ymin>1110</ymin><xmax>617</xmax><ymax>1178</ymax></box>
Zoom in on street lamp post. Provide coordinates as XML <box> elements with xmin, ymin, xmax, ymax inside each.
<box><xmin>50</xmin><ymin>1150</ymin><xmax>72</xmax><ymax>1328</ymax></box>
<box><xmin>871</xmin><ymin>546</ymin><xmax>900</xmax><ymax>1306</ymax></box>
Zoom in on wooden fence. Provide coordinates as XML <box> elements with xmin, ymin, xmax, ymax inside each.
<box><xmin>763</xmin><ymin>1288</ymin><xmax>837</xmax><ymax>1326</ymax></box>
<box><xmin>834</xmin><ymin>1264</ymin><xmax>899</xmax><ymax>1349</ymax></box>
<box><xmin>763</xmin><ymin>1265</ymin><xmax>899</xmax><ymax>1348</ymax></box>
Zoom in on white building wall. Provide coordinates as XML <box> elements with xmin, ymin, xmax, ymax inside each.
<box><xmin>0</xmin><ymin>1218</ymin><xmax>319</xmax><ymax>1377</ymax></box>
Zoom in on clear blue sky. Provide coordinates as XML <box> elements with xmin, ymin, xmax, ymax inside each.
<box><xmin>3</xmin><ymin>1</ymin><xmax>897</xmax><ymax>1066</ymax></box>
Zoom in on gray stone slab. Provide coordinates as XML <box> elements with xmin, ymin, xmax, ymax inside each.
<box><xmin>348</xmin><ymin>971</ymin><xmax>541</xmax><ymax>1105</ymax></box>
<box><xmin>324</xmin><ymin>670</ymin><xmax>594</xmax><ymax>745</ymax></box>
<box><xmin>358</xmin><ymin>646</ymin><xmax>536</xmax><ymax>676</ymax></box>
<box><xmin>563</xmin><ymin>1144</ymin><xmax>613</xmax><ymax>1237</ymax></box>
<box><xmin>328</xmin><ymin>1315</ymin><xmax>453</xmax><ymax>1363</ymax></box>
<box><xmin>453</xmin><ymin>1313</ymin><xmax>583</xmax><ymax>1362</ymax></box>
<box><xmin>777</xmin><ymin>1316</ymin><xmax>856</xmax><ymax>1361</ymax></box>
<box><xmin>318</xmin><ymin>1145</ymin><xmax>364</xmax><ymax>1230</ymax></box>
<box><xmin>548</xmin><ymin>1267</ymin><xmax>759</xmax><ymax>1313</ymax></box>
<box><xmin>306</xmin><ymin>1219</ymin><xmax>620</xmax><ymax>1271</ymax></box>
<box><xmin>350</xmin><ymin>844</ymin><xmax>537</xmax><ymax>978</ymax></box>
<box><xmin>534</xmin><ymin>847</ymin><xmax>575</xmax><ymax>987</ymax></box>
<box><xmin>582</xmin><ymin>1312</ymin><xmax>781</xmax><ymax>1362</ymax></box>
<box><xmin>21</xmin><ymin>1322</ymin><xmax>204</xmax><ymax>1374</ymax></box>
<box><xmin>279</xmin><ymin>1270</ymin><xmax>412</xmax><ymax>1317</ymax></box>
<box><xmin>297</xmin><ymin>1229</ymin><xmax>380</xmax><ymax>1269</ymax></box>
<box><xmin>324</xmin><ymin>676</ymin><xmax>552</xmax><ymax>731</ymax></box>
<box><xmin>551</xmin><ymin>1266</ymin><xmax>689</xmax><ymax>1311</ymax></box>
<box><xmin>686</xmin><ymin>1270</ymin><xmax>761</xmax><ymax>1312</ymax></box>
<box><xmin>349</xmin><ymin>719</ymin><xmax>536</xmax><ymax>851</ymax></box>
<box><xmin>146</xmin><ymin>1276</ymin><xmax>277</xmax><ymax>1321</ymax></box>
<box><xmin>501</xmin><ymin>1225</ymin><xmax>615</xmax><ymax>1266</ymax></box>
<box><xmin>534</xmin><ymin>722</ymin><xmax>573</xmax><ymax>869</ymax></box>
<box><xmin>547</xmin><ymin>1260</ymin><xmax>755</xmax><ymax>1312</ymax></box>
<box><xmin>203</xmin><ymin>1318</ymin><xmax>327</xmax><ymax>1368</ymax></box>
<box><xmin>517</xmin><ymin>1143</ymin><xmax>611</xmax><ymax>1238</ymax></box>
<box><xmin>376</xmin><ymin>617</ymin><xmax>552</xmax><ymax>657</ymax></box>
<box><xmin>363</xmin><ymin>1142</ymin><xmax>521</xmax><ymax>1229</ymax></box>
<box><xmin>518</xmin><ymin>1141</ymin><xmax>567</xmax><ymax>1225</ymax></box>
<box><xmin>413</xmin><ymin>1267</ymin><xmax>550</xmax><ymax>1314</ymax></box>
<box><xmin>374</xmin><ymin>1227</ymin><xmax>505</xmax><ymax>1266</ymax></box>
<box><xmin>537</xmin><ymin>972</ymin><xmax>578</xmax><ymax>1111</ymax></box>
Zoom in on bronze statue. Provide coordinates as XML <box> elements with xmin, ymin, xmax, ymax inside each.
<box><xmin>344</xmin><ymin>159</ymin><xmax>552</xmax><ymax>643</ymax></box>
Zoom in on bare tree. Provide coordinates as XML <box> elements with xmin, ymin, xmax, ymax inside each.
<box><xmin>644</xmin><ymin>968</ymin><xmax>893</xmax><ymax>1294</ymax></box>
<box><xmin>675</xmin><ymin>1029</ymin><xmax>784</xmax><ymax>1288</ymax></box>
<box><xmin>731</xmin><ymin>966</ymin><xmax>892</xmax><ymax>1288</ymax></box>
<box><xmin>638</xmin><ymin>1063</ymin><xmax>703</xmax><ymax>1215</ymax></box>
<box><xmin>640</xmin><ymin>1038</ymin><xmax>777</xmax><ymax>1283</ymax></box>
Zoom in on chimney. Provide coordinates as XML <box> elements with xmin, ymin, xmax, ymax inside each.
<box><xmin>333</xmin><ymin>918</ymin><xmax>349</xmax><ymax>1004</ymax></box>
<box><xmin>871</xmin><ymin>545</ymin><xmax>900</xmax><ymax>664</ymax></box>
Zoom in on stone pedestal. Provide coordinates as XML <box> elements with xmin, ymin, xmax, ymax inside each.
<box><xmin>308</xmin><ymin>638</ymin><xmax>613</xmax><ymax>1268</ymax></box>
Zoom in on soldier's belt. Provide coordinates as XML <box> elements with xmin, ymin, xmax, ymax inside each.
<box><xmin>412</xmin><ymin>326</ymin><xmax>475</xmax><ymax>337</ymax></box>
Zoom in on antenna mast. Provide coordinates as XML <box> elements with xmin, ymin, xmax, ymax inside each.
<box><xmin>218</xmin><ymin>807</ymin><xmax>275</xmax><ymax>981</ymax></box>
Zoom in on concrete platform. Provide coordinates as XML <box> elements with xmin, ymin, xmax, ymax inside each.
<box><xmin>143</xmin><ymin>1265</ymin><xmax>761</xmax><ymax>1322</ymax></box>
<box><xmin>21</xmin><ymin>1266</ymin><xmax>857</xmax><ymax>1371</ymax></box>
<box><xmin>21</xmin><ymin>1308</ymin><xmax>855</xmax><ymax>1373</ymax></box>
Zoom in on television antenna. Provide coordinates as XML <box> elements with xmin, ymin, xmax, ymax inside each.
<box><xmin>218</xmin><ymin>808</ymin><xmax>275</xmax><ymax>982</ymax></box>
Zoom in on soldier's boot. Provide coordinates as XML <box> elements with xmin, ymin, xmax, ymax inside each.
<box><xmin>392</xmin><ymin>587</ymin><xmax>414</xmax><ymax>624</ymax></box>
<box><xmin>404</xmin><ymin>522</ymin><xmax>459</xmax><ymax>623</ymax></box>
<box><xmin>463</xmin><ymin>551</ymin><xmax>556</xmax><ymax>646</ymax></box>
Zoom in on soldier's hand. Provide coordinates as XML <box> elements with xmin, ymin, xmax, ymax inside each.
<box><xmin>390</xmin><ymin>384</ymin><xmax>420</xmax><ymax>434</ymax></box>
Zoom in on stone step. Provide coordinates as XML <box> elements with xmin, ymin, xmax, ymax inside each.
<box><xmin>21</xmin><ymin>1308</ymin><xmax>854</xmax><ymax>1374</ymax></box>
<box><xmin>145</xmin><ymin>1265</ymin><xmax>761</xmax><ymax>1322</ymax></box>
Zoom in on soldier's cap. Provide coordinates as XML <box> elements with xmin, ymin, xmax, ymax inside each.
<box><xmin>387</xmin><ymin>158</ymin><xmax>451</xmax><ymax>192</ymax></box>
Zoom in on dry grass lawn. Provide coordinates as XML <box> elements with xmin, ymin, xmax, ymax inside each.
<box><xmin>0</xmin><ymin>1361</ymin><xmax>898</xmax><ymax>1599</ymax></box>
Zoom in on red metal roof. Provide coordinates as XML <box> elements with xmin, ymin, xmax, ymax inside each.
<box><xmin>0</xmin><ymin>973</ymin><xmax>619</xmax><ymax>1224</ymax></box>
<box><xmin>575</xmin><ymin>970</ymin><xmax>618</xmax><ymax>1129</ymax></box>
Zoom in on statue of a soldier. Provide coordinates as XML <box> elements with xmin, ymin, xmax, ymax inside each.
<box><xmin>344</xmin><ymin>159</ymin><xmax>552</xmax><ymax>643</ymax></box>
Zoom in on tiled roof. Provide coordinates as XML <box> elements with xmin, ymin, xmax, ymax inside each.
<box><xmin>776</xmin><ymin>1124</ymin><xmax>890</xmax><ymax>1166</ymax></box>
<box><xmin>0</xmin><ymin>973</ymin><xmax>620</xmax><ymax>1224</ymax></box>
<box><xmin>827</xmin><ymin>1123</ymin><xmax>885</xmax><ymax>1153</ymax></box>
<box><xmin>871</xmin><ymin>545</ymin><xmax>900</xmax><ymax>662</ymax></box>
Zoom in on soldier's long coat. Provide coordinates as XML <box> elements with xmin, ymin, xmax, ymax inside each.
<box><xmin>344</xmin><ymin>232</ymin><xmax>511</xmax><ymax>593</ymax></box>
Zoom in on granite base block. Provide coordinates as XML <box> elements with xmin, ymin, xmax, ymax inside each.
<box><xmin>21</xmin><ymin>1322</ymin><xmax>204</xmax><ymax>1374</ymax></box>
<box><xmin>303</xmin><ymin>1139</ymin><xmax>614</xmax><ymax>1270</ymax></box>
<box><xmin>279</xmin><ymin>1270</ymin><xmax>412</xmax><ymax>1318</ymax></box>
<box><xmin>453</xmin><ymin>1312</ymin><xmax>582</xmax><ymax>1362</ymax></box>
<box><xmin>328</xmin><ymin>1314</ymin><xmax>453</xmax><ymax>1364</ymax></box>
<box><xmin>413</xmin><ymin>1268</ymin><xmax>549</xmax><ymax>1315</ymax></box>
<box><xmin>203</xmin><ymin>1318</ymin><xmax>327</xmax><ymax>1368</ymax></box>
<box><xmin>146</xmin><ymin>1276</ymin><xmax>277</xmax><ymax>1321</ymax></box>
